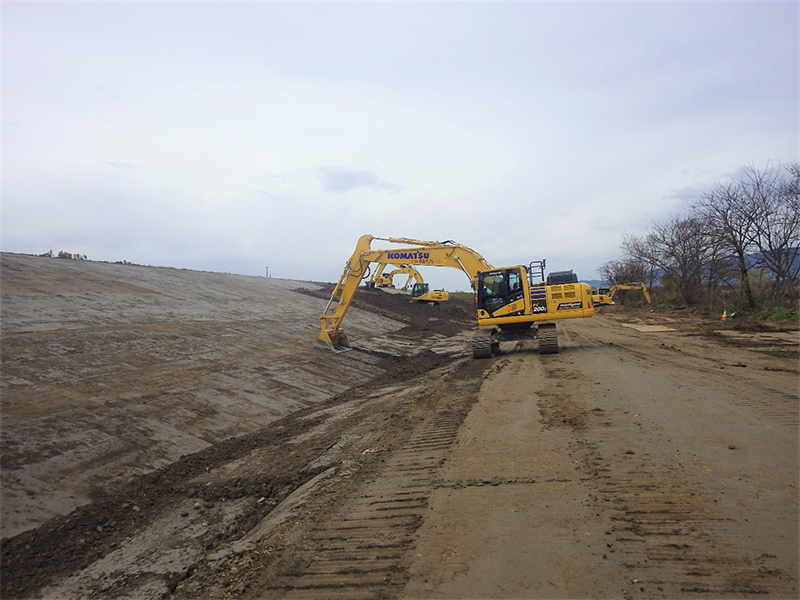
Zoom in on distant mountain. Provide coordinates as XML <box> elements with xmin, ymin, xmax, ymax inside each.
<box><xmin>580</xmin><ymin>279</ymin><xmax>608</xmax><ymax>288</ymax></box>
<box><xmin>744</xmin><ymin>248</ymin><xmax>800</xmax><ymax>271</ymax></box>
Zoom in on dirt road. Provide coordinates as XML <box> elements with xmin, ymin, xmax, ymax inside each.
<box><xmin>1</xmin><ymin>254</ymin><xmax>797</xmax><ymax>599</ymax></box>
<box><xmin>407</xmin><ymin>314</ymin><xmax>798</xmax><ymax>599</ymax></box>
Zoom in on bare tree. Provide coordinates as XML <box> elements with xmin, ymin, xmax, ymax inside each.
<box><xmin>692</xmin><ymin>179</ymin><xmax>760</xmax><ymax>309</ymax></box>
<box><xmin>747</xmin><ymin>163</ymin><xmax>800</xmax><ymax>305</ymax></box>
<box><xmin>618</xmin><ymin>162</ymin><xmax>799</xmax><ymax>314</ymax></box>
<box><xmin>624</xmin><ymin>216</ymin><xmax>715</xmax><ymax>307</ymax></box>
<box><xmin>599</xmin><ymin>258</ymin><xmax>654</xmax><ymax>287</ymax></box>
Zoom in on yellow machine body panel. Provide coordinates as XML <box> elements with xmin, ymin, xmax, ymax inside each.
<box><xmin>476</xmin><ymin>266</ymin><xmax>594</xmax><ymax>326</ymax></box>
<box><xmin>411</xmin><ymin>283</ymin><xmax>449</xmax><ymax>303</ymax></box>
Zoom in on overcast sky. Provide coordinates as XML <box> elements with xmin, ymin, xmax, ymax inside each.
<box><xmin>2</xmin><ymin>0</ymin><xmax>798</xmax><ymax>290</ymax></box>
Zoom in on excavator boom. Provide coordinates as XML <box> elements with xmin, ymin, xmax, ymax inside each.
<box><xmin>317</xmin><ymin>235</ymin><xmax>493</xmax><ymax>352</ymax></box>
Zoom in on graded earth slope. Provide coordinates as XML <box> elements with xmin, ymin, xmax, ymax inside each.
<box><xmin>1</xmin><ymin>255</ymin><xmax>797</xmax><ymax>600</ymax></box>
<box><xmin>0</xmin><ymin>253</ymin><xmax>470</xmax><ymax>540</ymax></box>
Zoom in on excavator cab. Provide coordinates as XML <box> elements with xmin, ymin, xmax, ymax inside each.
<box><xmin>411</xmin><ymin>282</ymin><xmax>449</xmax><ymax>305</ymax></box>
<box><xmin>411</xmin><ymin>283</ymin><xmax>429</xmax><ymax>298</ymax></box>
<box><xmin>477</xmin><ymin>269</ymin><xmax>525</xmax><ymax>314</ymax></box>
<box><xmin>592</xmin><ymin>287</ymin><xmax>614</xmax><ymax>305</ymax></box>
<box><xmin>473</xmin><ymin>265</ymin><xmax>594</xmax><ymax>357</ymax></box>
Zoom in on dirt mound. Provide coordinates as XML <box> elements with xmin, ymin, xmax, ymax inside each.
<box><xmin>297</xmin><ymin>284</ymin><xmax>474</xmax><ymax>339</ymax></box>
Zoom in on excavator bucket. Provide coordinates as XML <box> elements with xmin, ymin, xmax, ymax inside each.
<box><xmin>315</xmin><ymin>328</ymin><xmax>353</xmax><ymax>353</ymax></box>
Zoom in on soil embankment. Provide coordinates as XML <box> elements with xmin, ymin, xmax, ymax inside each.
<box><xmin>1</xmin><ymin>254</ymin><xmax>797</xmax><ymax>599</ymax></box>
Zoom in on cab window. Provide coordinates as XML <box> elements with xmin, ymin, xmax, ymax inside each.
<box><xmin>479</xmin><ymin>269</ymin><xmax>524</xmax><ymax>313</ymax></box>
<box><xmin>508</xmin><ymin>271</ymin><xmax>522</xmax><ymax>295</ymax></box>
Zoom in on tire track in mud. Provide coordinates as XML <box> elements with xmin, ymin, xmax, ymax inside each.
<box><xmin>264</xmin><ymin>384</ymin><xmax>475</xmax><ymax>599</ymax></box>
<box><xmin>537</xmin><ymin>335</ymin><xmax>795</xmax><ymax>599</ymax></box>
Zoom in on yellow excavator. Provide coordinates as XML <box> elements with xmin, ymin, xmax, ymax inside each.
<box><xmin>366</xmin><ymin>264</ymin><xmax>449</xmax><ymax>303</ymax></box>
<box><xmin>592</xmin><ymin>282</ymin><xmax>651</xmax><ymax>306</ymax></box>
<box><xmin>367</xmin><ymin>263</ymin><xmax>423</xmax><ymax>289</ymax></box>
<box><xmin>316</xmin><ymin>235</ymin><xmax>595</xmax><ymax>358</ymax></box>
<box><xmin>410</xmin><ymin>282</ymin><xmax>449</xmax><ymax>305</ymax></box>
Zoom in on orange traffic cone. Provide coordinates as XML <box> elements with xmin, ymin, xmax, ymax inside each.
<box><xmin>721</xmin><ymin>310</ymin><xmax>727</xmax><ymax>321</ymax></box>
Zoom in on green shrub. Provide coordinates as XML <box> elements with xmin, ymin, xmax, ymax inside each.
<box><xmin>448</xmin><ymin>291</ymin><xmax>475</xmax><ymax>302</ymax></box>
<box><xmin>55</xmin><ymin>250</ymin><xmax>87</xmax><ymax>260</ymax></box>
<box><xmin>765</xmin><ymin>309</ymin><xmax>800</xmax><ymax>321</ymax></box>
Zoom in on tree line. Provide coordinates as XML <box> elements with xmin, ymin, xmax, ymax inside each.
<box><xmin>39</xmin><ymin>250</ymin><xmax>88</xmax><ymax>260</ymax></box>
<box><xmin>601</xmin><ymin>162</ymin><xmax>799</xmax><ymax>316</ymax></box>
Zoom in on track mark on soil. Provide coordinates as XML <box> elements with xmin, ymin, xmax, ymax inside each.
<box><xmin>595</xmin><ymin>459</ymin><xmax>786</xmax><ymax>598</ymax></box>
<box><xmin>571</xmin><ymin>326</ymin><xmax>799</xmax><ymax>429</ymax></box>
<box><xmin>265</xmin><ymin>400</ymin><xmax>472</xmax><ymax>599</ymax></box>
<box><xmin>573</xmin><ymin>418</ymin><xmax>788</xmax><ymax>596</ymax></box>
<box><xmin>538</xmin><ymin>352</ymin><xmax>794</xmax><ymax>599</ymax></box>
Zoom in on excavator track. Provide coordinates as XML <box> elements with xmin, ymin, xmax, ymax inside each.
<box><xmin>472</xmin><ymin>329</ymin><xmax>498</xmax><ymax>359</ymax></box>
<box><xmin>537</xmin><ymin>323</ymin><xmax>559</xmax><ymax>354</ymax></box>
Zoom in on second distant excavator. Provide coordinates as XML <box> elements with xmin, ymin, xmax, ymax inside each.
<box><xmin>592</xmin><ymin>282</ymin><xmax>652</xmax><ymax>306</ymax></box>
<box><xmin>365</xmin><ymin>264</ymin><xmax>449</xmax><ymax>303</ymax></box>
<box><xmin>366</xmin><ymin>263</ymin><xmax>423</xmax><ymax>290</ymax></box>
<box><xmin>410</xmin><ymin>282</ymin><xmax>449</xmax><ymax>305</ymax></box>
<box><xmin>317</xmin><ymin>235</ymin><xmax>595</xmax><ymax>358</ymax></box>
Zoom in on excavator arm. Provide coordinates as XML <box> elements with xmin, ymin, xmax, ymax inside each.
<box><xmin>317</xmin><ymin>235</ymin><xmax>494</xmax><ymax>352</ymax></box>
<box><xmin>609</xmin><ymin>282</ymin><xmax>651</xmax><ymax>305</ymax></box>
<box><xmin>370</xmin><ymin>264</ymin><xmax>424</xmax><ymax>289</ymax></box>
<box><xmin>394</xmin><ymin>266</ymin><xmax>424</xmax><ymax>290</ymax></box>
<box><xmin>368</xmin><ymin>263</ymin><xmax>389</xmax><ymax>287</ymax></box>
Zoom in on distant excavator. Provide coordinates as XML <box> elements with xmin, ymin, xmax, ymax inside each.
<box><xmin>317</xmin><ymin>235</ymin><xmax>595</xmax><ymax>358</ymax></box>
<box><xmin>410</xmin><ymin>282</ymin><xmax>449</xmax><ymax>305</ymax></box>
<box><xmin>365</xmin><ymin>264</ymin><xmax>449</xmax><ymax>304</ymax></box>
<box><xmin>366</xmin><ymin>263</ymin><xmax>423</xmax><ymax>290</ymax></box>
<box><xmin>592</xmin><ymin>282</ymin><xmax>652</xmax><ymax>306</ymax></box>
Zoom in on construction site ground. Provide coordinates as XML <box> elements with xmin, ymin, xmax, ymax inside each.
<box><xmin>1</xmin><ymin>253</ymin><xmax>798</xmax><ymax>600</ymax></box>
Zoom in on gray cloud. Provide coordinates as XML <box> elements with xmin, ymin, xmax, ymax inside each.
<box><xmin>1</xmin><ymin>1</ymin><xmax>796</xmax><ymax>286</ymax></box>
<box><xmin>104</xmin><ymin>161</ymin><xmax>142</xmax><ymax>170</ymax></box>
<box><xmin>667</xmin><ymin>186</ymin><xmax>703</xmax><ymax>204</ymax></box>
<box><xmin>316</xmin><ymin>168</ymin><xmax>403</xmax><ymax>194</ymax></box>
